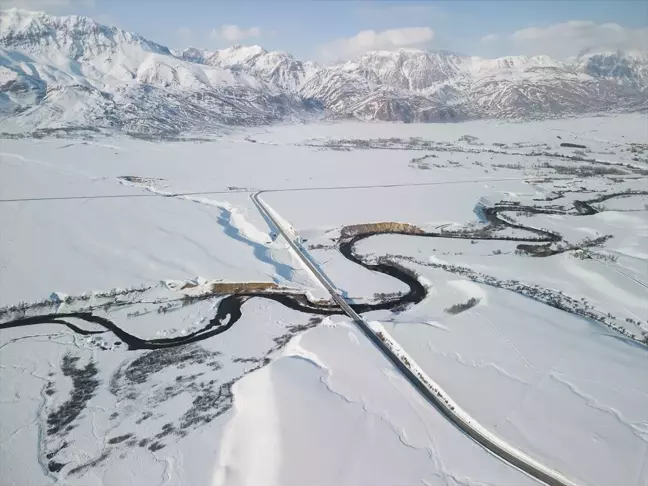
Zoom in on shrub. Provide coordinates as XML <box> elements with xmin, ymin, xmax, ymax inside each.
<box><xmin>445</xmin><ymin>297</ymin><xmax>481</xmax><ymax>315</ymax></box>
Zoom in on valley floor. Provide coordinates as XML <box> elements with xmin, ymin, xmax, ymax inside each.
<box><xmin>1</xmin><ymin>114</ymin><xmax>647</xmax><ymax>486</ymax></box>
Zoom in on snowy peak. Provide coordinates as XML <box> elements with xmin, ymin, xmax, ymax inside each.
<box><xmin>465</xmin><ymin>55</ymin><xmax>572</xmax><ymax>82</ymax></box>
<box><xmin>337</xmin><ymin>49</ymin><xmax>467</xmax><ymax>91</ymax></box>
<box><xmin>174</xmin><ymin>46</ymin><xmax>208</xmax><ymax>64</ymax></box>
<box><xmin>303</xmin><ymin>47</ymin><xmax>647</xmax><ymax>122</ymax></box>
<box><xmin>206</xmin><ymin>45</ymin><xmax>269</xmax><ymax>65</ymax></box>
<box><xmin>178</xmin><ymin>45</ymin><xmax>266</xmax><ymax>65</ymax></box>
<box><xmin>469</xmin><ymin>55</ymin><xmax>562</xmax><ymax>73</ymax></box>
<box><xmin>0</xmin><ymin>9</ymin><xmax>263</xmax><ymax>92</ymax></box>
<box><xmin>0</xmin><ymin>9</ymin><xmax>316</xmax><ymax>133</ymax></box>
<box><xmin>573</xmin><ymin>50</ymin><xmax>648</xmax><ymax>88</ymax></box>
<box><xmin>0</xmin><ymin>8</ymin><xmax>646</xmax><ymax>134</ymax></box>
<box><xmin>0</xmin><ymin>8</ymin><xmax>170</xmax><ymax>58</ymax></box>
<box><xmin>176</xmin><ymin>44</ymin><xmax>319</xmax><ymax>91</ymax></box>
<box><xmin>337</xmin><ymin>49</ymin><xmax>573</xmax><ymax>91</ymax></box>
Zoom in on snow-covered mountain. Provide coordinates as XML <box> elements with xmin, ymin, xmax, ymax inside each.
<box><xmin>1</xmin><ymin>8</ymin><xmax>646</xmax><ymax>135</ymax></box>
<box><xmin>0</xmin><ymin>8</ymin><xmax>314</xmax><ymax>133</ymax></box>
<box><xmin>573</xmin><ymin>50</ymin><xmax>648</xmax><ymax>90</ymax></box>
<box><xmin>320</xmin><ymin>49</ymin><xmax>647</xmax><ymax>120</ymax></box>
<box><xmin>175</xmin><ymin>45</ymin><xmax>320</xmax><ymax>92</ymax></box>
<box><xmin>336</xmin><ymin>50</ymin><xmax>467</xmax><ymax>91</ymax></box>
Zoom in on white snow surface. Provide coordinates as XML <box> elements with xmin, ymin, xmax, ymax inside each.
<box><xmin>1</xmin><ymin>115</ymin><xmax>647</xmax><ymax>486</ymax></box>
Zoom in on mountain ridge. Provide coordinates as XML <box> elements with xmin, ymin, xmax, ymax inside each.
<box><xmin>1</xmin><ymin>8</ymin><xmax>646</xmax><ymax>135</ymax></box>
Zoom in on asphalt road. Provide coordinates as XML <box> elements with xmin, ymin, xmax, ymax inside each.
<box><xmin>251</xmin><ymin>191</ymin><xmax>581</xmax><ymax>486</ymax></box>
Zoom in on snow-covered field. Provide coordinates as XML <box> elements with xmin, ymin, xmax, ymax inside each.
<box><xmin>1</xmin><ymin>115</ymin><xmax>647</xmax><ymax>486</ymax></box>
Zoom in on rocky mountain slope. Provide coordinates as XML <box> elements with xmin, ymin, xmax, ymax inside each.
<box><xmin>175</xmin><ymin>45</ymin><xmax>320</xmax><ymax>92</ymax></box>
<box><xmin>574</xmin><ymin>50</ymin><xmax>648</xmax><ymax>89</ymax></box>
<box><xmin>1</xmin><ymin>8</ymin><xmax>646</xmax><ymax>135</ymax></box>
<box><xmin>0</xmin><ymin>9</ymin><xmax>314</xmax><ymax>134</ymax></box>
<box><xmin>324</xmin><ymin>49</ymin><xmax>647</xmax><ymax>121</ymax></box>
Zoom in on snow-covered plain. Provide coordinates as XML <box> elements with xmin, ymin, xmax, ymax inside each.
<box><xmin>1</xmin><ymin>115</ymin><xmax>647</xmax><ymax>486</ymax></box>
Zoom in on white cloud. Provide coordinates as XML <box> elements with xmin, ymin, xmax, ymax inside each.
<box><xmin>211</xmin><ymin>24</ymin><xmax>263</xmax><ymax>43</ymax></box>
<box><xmin>174</xmin><ymin>26</ymin><xmax>194</xmax><ymax>43</ymax></box>
<box><xmin>319</xmin><ymin>27</ymin><xmax>434</xmax><ymax>62</ymax></box>
<box><xmin>484</xmin><ymin>20</ymin><xmax>648</xmax><ymax>59</ymax></box>
<box><xmin>480</xmin><ymin>33</ymin><xmax>501</xmax><ymax>43</ymax></box>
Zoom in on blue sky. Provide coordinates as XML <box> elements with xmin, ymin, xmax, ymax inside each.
<box><xmin>8</xmin><ymin>1</ymin><xmax>648</xmax><ymax>61</ymax></box>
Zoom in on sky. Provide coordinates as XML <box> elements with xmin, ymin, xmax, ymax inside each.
<box><xmin>5</xmin><ymin>0</ymin><xmax>648</xmax><ymax>62</ymax></box>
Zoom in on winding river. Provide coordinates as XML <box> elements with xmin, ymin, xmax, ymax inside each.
<box><xmin>1</xmin><ymin>191</ymin><xmax>645</xmax><ymax>351</ymax></box>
